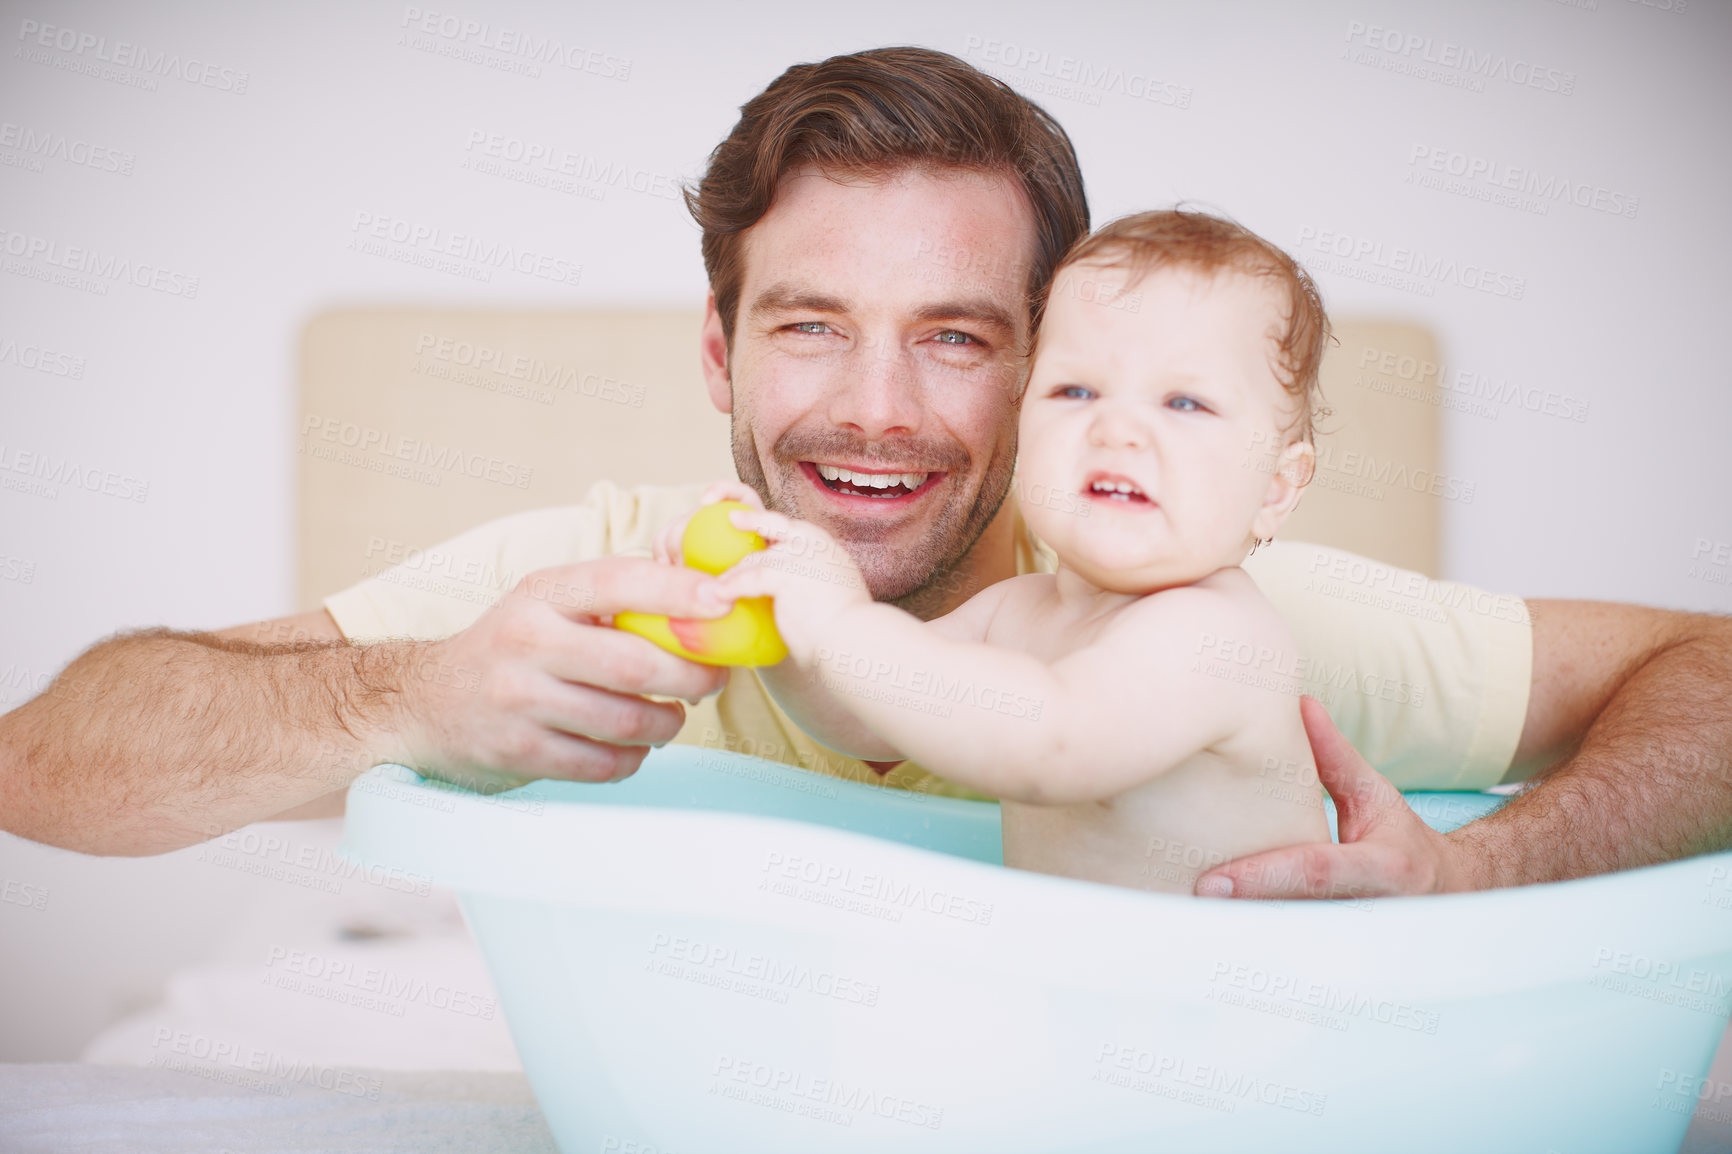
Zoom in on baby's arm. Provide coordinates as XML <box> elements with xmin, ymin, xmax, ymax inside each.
<box><xmin>812</xmin><ymin>590</ymin><xmax>1263</xmax><ymax>803</ymax></box>
<box><xmin>721</xmin><ymin>509</ymin><xmax>1269</xmax><ymax>804</ymax></box>
<box><xmin>758</xmin><ymin>568</ymin><xmax>1017</xmax><ymax>763</ymax></box>
<box><xmin>653</xmin><ymin>488</ymin><xmax>992</xmax><ymax>761</ymax></box>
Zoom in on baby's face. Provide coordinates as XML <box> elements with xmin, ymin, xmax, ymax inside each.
<box><xmin>1017</xmin><ymin>262</ymin><xmax>1309</xmax><ymax>593</ymax></box>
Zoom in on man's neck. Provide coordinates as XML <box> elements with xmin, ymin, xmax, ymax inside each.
<box><xmin>894</xmin><ymin>498</ymin><xmax>1021</xmax><ymax>621</ymax></box>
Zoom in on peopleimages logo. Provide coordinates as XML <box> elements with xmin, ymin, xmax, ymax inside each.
<box><xmin>1294</xmin><ymin>226</ymin><xmax>1525</xmax><ymax>301</ymax></box>
<box><xmin>1341</xmin><ymin>20</ymin><xmax>1576</xmax><ymax>96</ymax></box>
<box><xmin>711</xmin><ymin>1055</ymin><xmax>944</xmax><ymax>1130</ymax></box>
<box><xmin>0</xmin><ymin>335</ymin><xmax>85</xmax><ymax>379</ymax></box>
<box><xmin>461</xmin><ymin>131</ymin><xmax>681</xmax><ymax>203</ymax></box>
<box><xmin>300</xmin><ymin>414</ymin><xmax>534</xmax><ymax>490</ymax></box>
<box><xmin>15</xmin><ymin>19</ymin><xmax>249</xmax><ymax>93</ymax></box>
<box><xmin>0</xmin><ymin>443</ymin><xmax>149</xmax><ymax>502</ymax></box>
<box><xmin>147</xmin><ymin>1029</ymin><xmax>381</xmax><ymax>1100</ymax></box>
<box><xmin>349</xmin><ymin>211</ymin><xmax>582</xmax><ymax>287</ymax></box>
<box><xmin>1406</xmin><ymin>145</ymin><xmax>1639</xmax><ymax>220</ymax></box>
<box><xmin>1354</xmin><ymin>345</ymin><xmax>1591</xmax><ymax>425</ymax></box>
<box><xmin>760</xmin><ymin>850</ymin><xmax>995</xmax><ymax>927</ymax></box>
<box><xmin>0</xmin><ymin>121</ymin><xmax>135</xmax><ymax>175</ymax></box>
<box><xmin>0</xmin><ymin>227</ymin><xmax>200</xmax><ymax>298</ymax></box>
<box><xmin>1208</xmin><ymin>961</ymin><xmax>1442</xmax><ymax>1034</ymax></box>
<box><xmin>1093</xmin><ymin>1042</ymin><xmax>1328</xmax><ymax>1116</ymax></box>
<box><xmin>264</xmin><ymin>947</ymin><xmax>498</xmax><ymax>1020</ymax></box>
<box><xmin>413</xmin><ymin>333</ymin><xmax>645</xmax><ymax>407</ymax></box>
<box><xmin>398</xmin><ymin>7</ymin><xmax>630</xmax><ymax>80</ymax></box>
<box><xmin>961</xmin><ymin>34</ymin><xmax>1192</xmax><ymax>109</ymax></box>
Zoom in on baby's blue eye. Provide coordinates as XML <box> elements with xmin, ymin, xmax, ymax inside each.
<box><xmin>1168</xmin><ymin>395</ymin><xmax>1204</xmax><ymax>412</ymax></box>
<box><xmin>1054</xmin><ymin>384</ymin><xmax>1094</xmax><ymax>400</ymax></box>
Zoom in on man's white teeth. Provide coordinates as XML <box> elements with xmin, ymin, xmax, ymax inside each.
<box><xmin>815</xmin><ymin>464</ymin><xmax>928</xmax><ymax>492</ymax></box>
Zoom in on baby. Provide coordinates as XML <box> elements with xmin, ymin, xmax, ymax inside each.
<box><xmin>695</xmin><ymin>210</ymin><xmax>1332</xmax><ymax>895</ymax></box>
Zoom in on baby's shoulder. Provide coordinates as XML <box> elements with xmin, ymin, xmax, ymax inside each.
<box><xmin>1118</xmin><ymin>567</ymin><xmax>1293</xmax><ymax>648</ymax></box>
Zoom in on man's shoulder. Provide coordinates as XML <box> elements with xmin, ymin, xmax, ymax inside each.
<box><xmin>1242</xmin><ymin>539</ymin><xmax>1529</xmax><ymax>627</ymax></box>
<box><xmin>324</xmin><ymin>480</ymin><xmax>710</xmax><ymax>642</ymax></box>
<box><xmin>464</xmin><ymin>479</ymin><xmax>710</xmax><ymax>561</ymax></box>
<box><xmin>1236</xmin><ymin>539</ymin><xmax>1332</xmax><ymax>589</ymax></box>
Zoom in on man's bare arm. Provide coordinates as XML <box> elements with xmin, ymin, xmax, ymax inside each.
<box><xmin>0</xmin><ymin>559</ymin><xmax>729</xmax><ymax>857</ymax></box>
<box><xmin>1460</xmin><ymin>599</ymin><xmax>1732</xmax><ymax>886</ymax></box>
<box><xmin>0</xmin><ymin>611</ymin><xmax>417</xmax><ymax>855</ymax></box>
<box><xmin>223</xmin><ymin>610</ymin><xmax>353</xmax><ymax>823</ymax></box>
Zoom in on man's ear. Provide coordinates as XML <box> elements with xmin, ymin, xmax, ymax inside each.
<box><xmin>1250</xmin><ymin>439</ymin><xmax>1315</xmax><ymax>542</ymax></box>
<box><xmin>700</xmin><ymin>293</ymin><xmax>732</xmax><ymax>415</ymax></box>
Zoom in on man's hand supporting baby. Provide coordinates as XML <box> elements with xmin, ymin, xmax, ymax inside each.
<box><xmin>1194</xmin><ymin>696</ymin><xmax>1477</xmax><ymax>899</ymax></box>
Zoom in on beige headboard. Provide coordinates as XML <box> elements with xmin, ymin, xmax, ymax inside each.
<box><xmin>298</xmin><ymin>310</ymin><xmax>1440</xmax><ymax>609</ymax></box>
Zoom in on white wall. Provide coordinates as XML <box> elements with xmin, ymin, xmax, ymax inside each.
<box><xmin>2</xmin><ymin>0</ymin><xmax>1728</xmax><ymax>1059</ymax></box>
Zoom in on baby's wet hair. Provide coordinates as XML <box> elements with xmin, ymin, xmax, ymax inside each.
<box><xmin>1034</xmin><ymin>209</ymin><xmax>1331</xmax><ymax>445</ymax></box>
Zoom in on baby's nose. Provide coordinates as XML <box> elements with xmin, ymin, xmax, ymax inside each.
<box><xmin>1087</xmin><ymin>407</ymin><xmax>1151</xmax><ymax>450</ymax></box>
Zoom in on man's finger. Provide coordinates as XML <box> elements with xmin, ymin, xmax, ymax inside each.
<box><xmin>1195</xmin><ymin>842</ymin><xmax>1410</xmax><ymax>901</ymax></box>
<box><xmin>538</xmin><ymin>618</ymin><xmax>727</xmax><ymax>702</ymax></box>
<box><xmin>526</xmin><ymin>680</ymin><xmax>690</xmax><ymax>748</ymax></box>
<box><xmin>519</xmin><ymin>557</ymin><xmax>729</xmax><ymax>622</ymax></box>
<box><xmin>485</xmin><ymin>728</ymin><xmax>650</xmax><ymax>784</ymax></box>
<box><xmin>1300</xmin><ymin>694</ymin><xmax>1400</xmax><ymax>838</ymax></box>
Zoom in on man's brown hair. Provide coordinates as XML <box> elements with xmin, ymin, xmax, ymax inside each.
<box><xmin>685</xmin><ymin>46</ymin><xmax>1090</xmax><ymax>345</ymax></box>
<box><xmin>1050</xmin><ymin>210</ymin><xmax>1332</xmax><ymax>443</ymax></box>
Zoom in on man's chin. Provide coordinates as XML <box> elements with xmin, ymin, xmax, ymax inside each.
<box><xmin>784</xmin><ymin>511</ymin><xmax>943</xmax><ymax>602</ymax></box>
<box><xmin>846</xmin><ymin>534</ymin><xmax>979</xmax><ymax>612</ymax></box>
<box><xmin>855</xmin><ymin>560</ymin><xmax>931</xmax><ymax>604</ymax></box>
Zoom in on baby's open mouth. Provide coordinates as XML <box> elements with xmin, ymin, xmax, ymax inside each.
<box><xmin>809</xmin><ymin>462</ymin><xmax>937</xmax><ymax>499</ymax></box>
<box><xmin>1087</xmin><ymin>476</ymin><xmax>1150</xmax><ymax>503</ymax></box>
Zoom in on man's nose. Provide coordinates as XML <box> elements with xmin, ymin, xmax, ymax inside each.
<box><xmin>826</xmin><ymin>339</ymin><xmax>923</xmax><ymax>440</ymax></box>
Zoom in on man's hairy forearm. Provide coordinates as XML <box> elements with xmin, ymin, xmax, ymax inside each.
<box><xmin>0</xmin><ymin>628</ymin><xmax>414</xmax><ymax>856</ymax></box>
<box><xmin>1454</xmin><ymin>616</ymin><xmax>1732</xmax><ymax>887</ymax></box>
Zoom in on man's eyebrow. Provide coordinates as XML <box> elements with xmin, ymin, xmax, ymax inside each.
<box><xmin>746</xmin><ymin>285</ymin><xmax>1020</xmax><ymax>337</ymax></box>
<box><xmin>911</xmin><ymin>299</ymin><xmax>1020</xmax><ymax>336</ymax></box>
<box><xmin>747</xmin><ymin>284</ymin><xmax>852</xmax><ymax>319</ymax></box>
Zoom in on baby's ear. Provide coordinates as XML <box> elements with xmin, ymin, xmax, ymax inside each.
<box><xmin>1251</xmin><ymin>439</ymin><xmax>1314</xmax><ymax>540</ymax></box>
<box><xmin>1281</xmin><ymin>439</ymin><xmax>1316</xmax><ymax>489</ymax></box>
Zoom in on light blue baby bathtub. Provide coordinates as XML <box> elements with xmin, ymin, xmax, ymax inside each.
<box><xmin>340</xmin><ymin>746</ymin><xmax>1732</xmax><ymax>1153</ymax></box>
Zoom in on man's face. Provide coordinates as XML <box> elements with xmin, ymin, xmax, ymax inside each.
<box><xmin>701</xmin><ymin>165</ymin><xmax>1037</xmax><ymax>607</ymax></box>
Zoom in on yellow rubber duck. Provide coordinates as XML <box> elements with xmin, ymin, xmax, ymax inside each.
<box><xmin>614</xmin><ymin>500</ymin><xmax>788</xmax><ymax>667</ymax></box>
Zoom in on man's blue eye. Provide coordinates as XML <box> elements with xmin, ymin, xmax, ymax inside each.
<box><xmin>791</xmin><ymin>321</ymin><xmax>830</xmax><ymax>335</ymax></box>
<box><xmin>934</xmin><ymin>330</ymin><xmax>973</xmax><ymax>345</ymax></box>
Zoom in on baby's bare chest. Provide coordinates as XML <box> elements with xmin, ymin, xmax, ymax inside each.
<box><xmin>981</xmin><ymin>592</ymin><xmax>1127</xmax><ymax>663</ymax></box>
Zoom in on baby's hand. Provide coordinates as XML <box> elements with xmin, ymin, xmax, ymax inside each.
<box><xmin>654</xmin><ymin>482</ymin><xmax>765</xmax><ymax>566</ymax></box>
<box><xmin>712</xmin><ymin>507</ymin><xmax>870</xmax><ymax>661</ymax></box>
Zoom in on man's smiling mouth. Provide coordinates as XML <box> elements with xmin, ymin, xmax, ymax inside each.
<box><xmin>807</xmin><ymin>462</ymin><xmax>941</xmax><ymax>500</ymax></box>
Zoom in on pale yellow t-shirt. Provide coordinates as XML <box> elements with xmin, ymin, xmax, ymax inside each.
<box><xmin>325</xmin><ymin>480</ymin><xmax>1532</xmax><ymax>796</ymax></box>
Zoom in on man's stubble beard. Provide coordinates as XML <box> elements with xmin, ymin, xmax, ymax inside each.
<box><xmin>729</xmin><ymin>407</ymin><xmax>1016</xmax><ymax>620</ymax></box>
